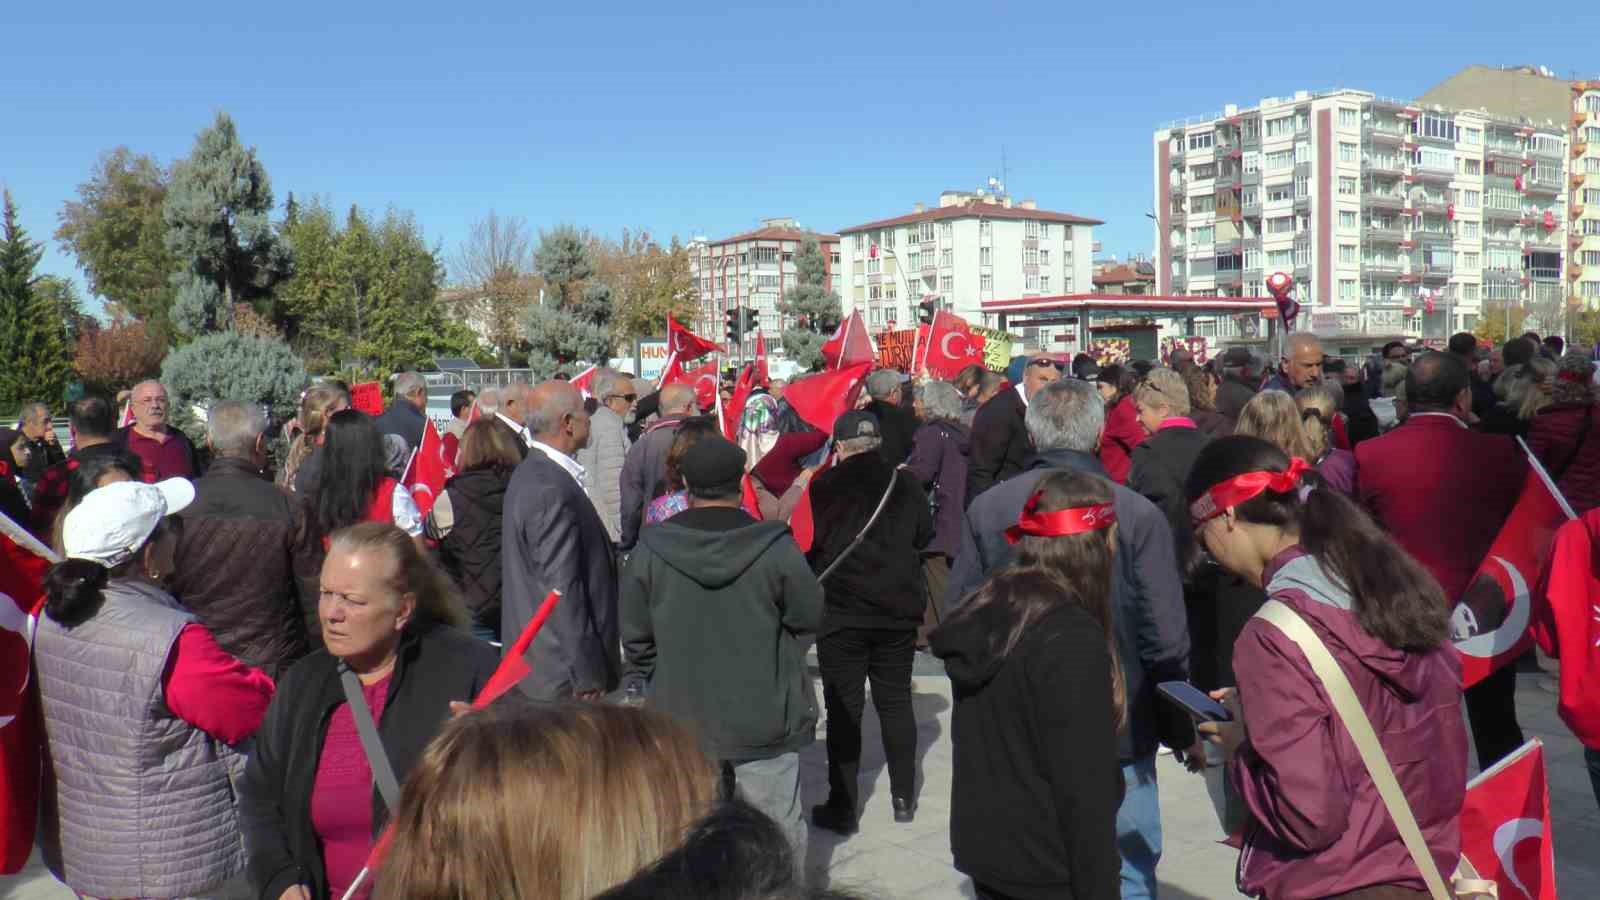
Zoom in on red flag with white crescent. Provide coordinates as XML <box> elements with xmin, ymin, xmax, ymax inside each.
<box><xmin>568</xmin><ymin>364</ymin><xmax>599</xmax><ymax>399</ymax></box>
<box><xmin>663</xmin><ymin>358</ymin><xmax>722</xmax><ymax>413</ymax></box>
<box><xmin>401</xmin><ymin>420</ymin><xmax>450</xmax><ymax>519</ymax></box>
<box><xmin>0</xmin><ymin>512</ymin><xmax>52</xmax><ymax>873</ymax></box>
<box><xmin>667</xmin><ymin>315</ymin><xmax>721</xmax><ymax>362</ymax></box>
<box><xmin>1453</xmin><ymin>446</ymin><xmax>1574</xmax><ymax>687</ymax></box>
<box><xmin>820</xmin><ymin>311</ymin><xmax>875</xmax><ymax>371</ymax></box>
<box><xmin>921</xmin><ymin>310</ymin><xmax>988</xmax><ymax>379</ymax></box>
<box><xmin>1460</xmin><ymin>739</ymin><xmax>1557</xmax><ymax>900</ymax></box>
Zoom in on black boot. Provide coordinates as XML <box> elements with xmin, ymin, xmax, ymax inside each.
<box><xmin>892</xmin><ymin>795</ymin><xmax>917</xmax><ymax>824</ymax></box>
<box><xmin>810</xmin><ymin>803</ymin><xmax>859</xmax><ymax>836</ymax></box>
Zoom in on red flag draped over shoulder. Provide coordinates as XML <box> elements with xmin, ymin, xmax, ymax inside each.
<box><xmin>1459</xmin><ymin>739</ymin><xmax>1557</xmax><ymax>900</ymax></box>
<box><xmin>0</xmin><ymin>512</ymin><xmax>52</xmax><ymax>874</ymax></box>
<box><xmin>820</xmin><ymin>311</ymin><xmax>874</xmax><ymax>371</ymax></box>
<box><xmin>667</xmin><ymin>315</ymin><xmax>720</xmax><ymax>362</ymax></box>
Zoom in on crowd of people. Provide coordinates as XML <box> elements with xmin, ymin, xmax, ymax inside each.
<box><xmin>6</xmin><ymin>323</ymin><xmax>1600</xmax><ymax>900</ymax></box>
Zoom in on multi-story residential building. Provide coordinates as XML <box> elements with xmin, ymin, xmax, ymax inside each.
<box><xmin>687</xmin><ymin>218</ymin><xmax>840</xmax><ymax>342</ymax></box>
<box><xmin>1575</xmin><ymin>81</ymin><xmax>1600</xmax><ymax>308</ymax></box>
<box><xmin>1154</xmin><ymin>88</ymin><xmax>1570</xmax><ymax>344</ymax></box>
<box><xmin>835</xmin><ymin>190</ymin><xmax>1100</xmax><ymax>330</ymax></box>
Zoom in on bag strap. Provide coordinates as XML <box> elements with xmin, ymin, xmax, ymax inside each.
<box><xmin>338</xmin><ymin>664</ymin><xmax>403</xmax><ymax>812</ymax></box>
<box><xmin>1252</xmin><ymin>600</ymin><xmax>1453</xmax><ymax>900</ymax></box>
<box><xmin>817</xmin><ymin>468</ymin><xmax>900</xmax><ymax>582</ymax></box>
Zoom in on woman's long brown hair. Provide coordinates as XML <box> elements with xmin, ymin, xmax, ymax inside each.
<box><xmin>374</xmin><ymin>702</ymin><xmax>719</xmax><ymax>900</ymax></box>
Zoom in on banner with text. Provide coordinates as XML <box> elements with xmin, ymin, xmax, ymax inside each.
<box><xmin>970</xmin><ymin>325</ymin><xmax>1017</xmax><ymax>372</ymax></box>
<box><xmin>877</xmin><ymin>329</ymin><xmax>918</xmax><ymax>370</ymax></box>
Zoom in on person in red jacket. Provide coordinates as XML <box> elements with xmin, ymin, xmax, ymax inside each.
<box><xmin>1534</xmin><ymin>508</ymin><xmax>1600</xmax><ymax>809</ymax></box>
<box><xmin>1527</xmin><ymin>352</ymin><xmax>1600</xmax><ymax>514</ymax></box>
<box><xmin>1096</xmin><ymin>364</ymin><xmax>1145</xmax><ymax>484</ymax></box>
<box><xmin>1356</xmin><ymin>351</ymin><xmax>1528</xmax><ymax>769</ymax></box>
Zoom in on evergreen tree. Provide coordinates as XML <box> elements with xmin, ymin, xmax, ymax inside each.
<box><xmin>163</xmin><ymin>112</ymin><xmax>293</xmax><ymax>337</ymax></box>
<box><xmin>534</xmin><ymin>225</ymin><xmax>594</xmax><ymax>308</ymax></box>
<box><xmin>777</xmin><ymin>236</ymin><xmax>842</xmax><ymax>369</ymax></box>
<box><xmin>161</xmin><ymin>330</ymin><xmax>307</xmax><ymax>431</ymax></box>
<box><xmin>0</xmin><ymin>192</ymin><xmax>73</xmax><ymax>407</ymax></box>
<box><xmin>524</xmin><ymin>226</ymin><xmax>612</xmax><ymax>376</ymax></box>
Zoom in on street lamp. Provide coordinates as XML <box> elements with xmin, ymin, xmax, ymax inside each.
<box><xmin>873</xmin><ymin>243</ymin><xmax>932</xmax><ymax>326</ymax></box>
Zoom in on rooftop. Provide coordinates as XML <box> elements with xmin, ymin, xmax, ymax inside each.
<box><xmin>1093</xmin><ymin>262</ymin><xmax>1156</xmax><ymax>286</ymax></box>
<box><xmin>838</xmin><ymin>200</ymin><xmax>1103</xmax><ymax>235</ymax></box>
<box><xmin>1418</xmin><ymin>64</ymin><xmax>1573</xmax><ymax>128</ymax></box>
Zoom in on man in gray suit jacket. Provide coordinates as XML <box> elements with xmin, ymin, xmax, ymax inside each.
<box><xmin>501</xmin><ymin>380</ymin><xmax>620</xmax><ymax>699</ymax></box>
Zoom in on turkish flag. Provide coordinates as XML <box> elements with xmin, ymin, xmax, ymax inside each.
<box><xmin>667</xmin><ymin>314</ymin><xmax>721</xmax><ymax>362</ymax></box>
<box><xmin>783</xmin><ymin>361</ymin><xmax>871</xmax><ymax>435</ymax></box>
<box><xmin>725</xmin><ymin>364</ymin><xmax>755</xmax><ymax>442</ymax></box>
<box><xmin>401</xmin><ymin>420</ymin><xmax>451</xmax><ymax>519</ymax></box>
<box><xmin>0</xmin><ymin>512</ymin><xmax>52</xmax><ymax>874</ymax></box>
<box><xmin>473</xmin><ymin>590</ymin><xmax>561</xmax><ymax>709</ymax></box>
<box><xmin>664</xmin><ymin>358</ymin><xmax>722</xmax><ymax>412</ymax></box>
<box><xmin>753</xmin><ymin>331</ymin><xmax>770</xmax><ymax>387</ymax></box>
<box><xmin>1532</xmin><ymin>509</ymin><xmax>1600</xmax><ymax>746</ymax></box>
<box><xmin>741</xmin><ymin>474</ymin><xmax>763</xmax><ymax>519</ymax></box>
<box><xmin>820</xmin><ymin>311</ymin><xmax>875</xmax><ymax>371</ymax></box>
<box><xmin>920</xmin><ymin>310</ymin><xmax>988</xmax><ymax>378</ymax></box>
<box><xmin>568</xmin><ymin>364</ymin><xmax>599</xmax><ymax>399</ymax></box>
<box><xmin>1453</xmin><ymin>454</ymin><xmax>1574</xmax><ymax>688</ymax></box>
<box><xmin>1460</xmin><ymin>739</ymin><xmax>1557</xmax><ymax>900</ymax></box>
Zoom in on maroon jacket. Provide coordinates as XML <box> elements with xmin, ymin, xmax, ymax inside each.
<box><xmin>1356</xmin><ymin>413</ymin><xmax>1525</xmax><ymax>604</ymax></box>
<box><xmin>1527</xmin><ymin>401</ymin><xmax>1600</xmax><ymax>514</ymax></box>
<box><xmin>1231</xmin><ymin>549</ymin><xmax>1466</xmax><ymax>899</ymax></box>
<box><xmin>1098</xmin><ymin>395</ymin><xmax>1144</xmax><ymax>484</ymax></box>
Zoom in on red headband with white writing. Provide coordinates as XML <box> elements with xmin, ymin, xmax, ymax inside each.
<box><xmin>1189</xmin><ymin>458</ymin><xmax>1312</xmax><ymax>528</ymax></box>
<box><xmin>1004</xmin><ymin>491</ymin><xmax>1117</xmax><ymax>544</ymax></box>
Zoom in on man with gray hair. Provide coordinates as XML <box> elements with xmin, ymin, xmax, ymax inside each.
<box><xmin>376</xmin><ymin>370</ymin><xmax>429</xmax><ymax>453</ymax></box>
<box><xmin>862</xmin><ymin>368</ymin><xmax>919</xmax><ymax>465</ymax></box>
<box><xmin>170</xmin><ymin>400</ymin><xmax>313</xmax><ymax>674</ymax></box>
<box><xmin>502</xmin><ymin>380</ymin><xmax>620</xmax><ymax>700</ymax></box>
<box><xmin>495</xmin><ymin>381</ymin><xmax>535</xmax><ymax>448</ymax></box>
<box><xmin>577</xmin><ymin>370</ymin><xmax>633</xmax><ymax>542</ymax></box>
<box><xmin>946</xmin><ymin>378</ymin><xmax>1193</xmax><ymax>900</ymax></box>
<box><xmin>620</xmin><ymin>382</ymin><xmax>698</xmax><ymax>551</ymax></box>
<box><xmin>15</xmin><ymin>399</ymin><xmax>64</xmax><ymax>486</ymax></box>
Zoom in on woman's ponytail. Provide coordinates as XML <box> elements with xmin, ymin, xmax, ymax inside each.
<box><xmin>43</xmin><ymin>559</ymin><xmax>110</xmax><ymax>628</ymax></box>
<box><xmin>1296</xmin><ymin>486</ymin><xmax>1450</xmax><ymax>650</ymax></box>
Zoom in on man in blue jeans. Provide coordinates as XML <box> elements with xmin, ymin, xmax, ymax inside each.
<box><xmin>948</xmin><ymin>379</ymin><xmax>1197</xmax><ymax>898</ymax></box>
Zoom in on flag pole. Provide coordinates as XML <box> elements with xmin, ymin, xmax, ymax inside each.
<box><xmin>1517</xmin><ymin>436</ymin><xmax>1578</xmax><ymax>521</ymax></box>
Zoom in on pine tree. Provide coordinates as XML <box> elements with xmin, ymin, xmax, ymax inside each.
<box><xmin>0</xmin><ymin>192</ymin><xmax>73</xmax><ymax>407</ymax></box>
<box><xmin>163</xmin><ymin>112</ymin><xmax>293</xmax><ymax>336</ymax></box>
<box><xmin>524</xmin><ymin>226</ymin><xmax>612</xmax><ymax>376</ymax></box>
<box><xmin>777</xmin><ymin>236</ymin><xmax>842</xmax><ymax>369</ymax></box>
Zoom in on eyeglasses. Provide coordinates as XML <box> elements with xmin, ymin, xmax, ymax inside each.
<box><xmin>1028</xmin><ymin>359</ymin><xmax>1065</xmax><ymax>371</ymax></box>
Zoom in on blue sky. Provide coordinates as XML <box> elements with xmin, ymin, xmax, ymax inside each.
<box><xmin>3</xmin><ymin>1</ymin><xmax>1596</xmax><ymax>314</ymax></box>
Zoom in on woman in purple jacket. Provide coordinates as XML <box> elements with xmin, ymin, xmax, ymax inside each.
<box><xmin>1184</xmin><ymin>435</ymin><xmax>1465</xmax><ymax>900</ymax></box>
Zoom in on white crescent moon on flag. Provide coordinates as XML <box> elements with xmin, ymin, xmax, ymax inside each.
<box><xmin>0</xmin><ymin>591</ymin><xmax>29</xmax><ymax>729</ymax></box>
<box><xmin>940</xmin><ymin>332</ymin><xmax>969</xmax><ymax>361</ymax></box>
<box><xmin>1492</xmin><ymin>816</ymin><xmax>1543</xmax><ymax>900</ymax></box>
<box><xmin>1456</xmin><ymin>557</ymin><xmax>1530</xmax><ymax>659</ymax></box>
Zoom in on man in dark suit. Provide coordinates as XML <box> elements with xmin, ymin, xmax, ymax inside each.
<box><xmin>501</xmin><ymin>380</ymin><xmax>620</xmax><ymax>700</ymax></box>
<box><xmin>862</xmin><ymin>369</ymin><xmax>919</xmax><ymax>466</ymax></box>
<box><xmin>947</xmin><ymin>379</ymin><xmax>1192</xmax><ymax>900</ymax></box>
<box><xmin>1214</xmin><ymin>346</ymin><xmax>1260</xmax><ymax>423</ymax></box>
<box><xmin>375</xmin><ymin>371</ymin><xmax>429</xmax><ymax>454</ymax></box>
<box><xmin>1357</xmin><ymin>351</ymin><xmax>1528</xmax><ymax>767</ymax></box>
<box><xmin>966</xmin><ymin>354</ymin><xmax>1061</xmax><ymax>502</ymax></box>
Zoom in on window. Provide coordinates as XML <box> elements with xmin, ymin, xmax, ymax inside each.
<box><xmin>1024</xmin><ymin>248</ymin><xmax>1039</xmax><ymax>266</ymax></box>
<box><xmin>1531</xmin><ymin>135</ymin><xmax>1562</xmax><ymax>156</ymax></box>
<box><xmin>1583</xmin><ymin>280</ymin><xmax>1600</xmax><ymax>299</ymax></box>
<box><xmin>1295</xmin><ymin>241</ymin><xmax>1312</xmax><ymax>267</ymax></box>
<box><xmin>1338</xmin><ymin>107</ymin><xmax>1359</xmax><ymax>129</ymax></box>
<box><xmin>868</xmin><ymin>285</ymin><xmax>881</xmax><ymax>301</ymax></box>
<box><xmin>1243</xmin><ymin>152</ymin><xmax>1260</xmax><ymax>173</ymax></box>
<box><xmin>1295</xmin><ymin>141</ymin><xmax>1311</xmax><ymax>164</ymax></box>
<box><xmin>1462</xmin><ymin>283</ymin><xmax>1480</xmax><ymax>301</ymax></box>
<box><xmin>1339</xmin><ymin>176</ymin><xmax>1358</xmax><ymax>196</ymax></box>
<box><xmin>979</xmin><ymin>246</ymin><xmax>993</xmax><ymax>266</ymax></box>
<box><xmin>1026</xmin><ymin>273</ymin><xmax>1040</xmax><ymax>292</ymax></box>
<box><xmin>1192</xmin><ymin>225</ymin><xmax>1216</xmax><ymax>245</ymax></box>
<box><xmin>882</xmin><ymin>230</ymin><xmax>895</xmax><ymax>249</ymax></box>
<box><xmin>1464</xmin><ymin>158</ymin><xmax>1482</xmax><ymax>176</ymax></box>
<box><xmin>1190</xmin><ymin>163</ymin><xmax>1217</xmax><ymax>180</ymax></box>
<box><xmin>907</xmin><ymin>250</ymin><xmax>920</xmax><ymax>271</ymax></box>
<box><xmin>1266</xmin><ymin>185</ymin><xmax>1293</xmax><ymax>203</ymax></box>
<box><xmin>918</xmin><ymin>222</ymin><xmax>936</xmax><ymax>242</ymax></box>
<box><xmin>1244</xmin><ymin>118</ymin><xmax>1260</xmax><ymax>140</ymax></box>
<box><xmin>1188</xmin><ymin>132</ymin><xmax>1215</xmax><ymax>151</ymax></box>
<box><xmin>1265</xmin><ymin>149</ymin><xmax>1294</xmax><ymax>170</ymax></box>
<box><xmin>753</xmin><ymin>246</ymin><xmax>778</xmax><ymax>264</ymax></box>
<box><xmin>1588</xmin><ymin>95</ymin><xmax>1600</xmax><ymax>114</ymax></box>
<box><xmin>1295</xmin><ymin>175</ymin><xmax>1311</xmax><ymax>197</ymax></box>
<box><xmin>1244</xmin><ymin>247</ymin><xmax>1262</xmax><ymax>269</ymax></box>
<box><xmin>1461</xmin><ymin>128</ymin><xmax>1481</xmax><ymax>146</ymax></box>
<box><xmin>1460</xmin><ymin>189</ymin><xmax>1480</xmax><ymax>209</ymax></box>
<box><xmin>1339</xmin><ymin>280</ymin><xmax>1357</xmax><ymax>301</ymax></box>
<box><xmin>1039</xmin><ymin>222</ymin><xmax>1050</xmax><ymax>239</ymax></box>
<box><xmin>1265</xmin><ymin>116</ymin><xmax>1293</xmax><ymax>138</ymax></box>
<box><xmin>979</xmin><ymin>220</ymin><xmax>993</xmax><ymax>239</ymax></box>
<box><xmin>1462</xmin><ymin>251</ymin><xmax>1481</xmax><ymax>269</ymax></box>
<box><xmin>940</xmin><ymin>249</ymin><xmax>952</xmax><ymax>267</ymax></box>
<box><xmin>757</xmin><ymin>274</ymin><xmax>780</xmax><ymax>290</ymax></box>
<box><xmin>1339</xmin><ymin>244</ymin><xmax>1357</xmax><ymax>264</ymax></box>
<box><xmin>1339</xmin><ymin>142</ymin><xmax>1357</xmax><ymax>163</ymax></box>
<box><xmin>830</xmin><ymin>252</ymin><xmax>840</xmax><ymax>265</ymax></box>
<box><xmin>852</xmin><ymin>235</ymin><xmax>864</xmax><ymax>251</ymax></box>
<box><xmin>1584</xmin><ymin>251</ymin><xmax>1600</xmax><ymax>266</ymax></box>
<box><xmin>1267</xmin><ymin>249</ymin><xmax>1294</xmax><ymax>268</ymax></box>
<box><xmin>1417</xmin><ymin>114</ymin><xmax>1460</xmax><ymax>142</ymax></box>
<box><xmin>1040</xmin><ymin>275</ymin><xmax>1052</xmax><ymax>293</ymax></box>
<box><xmin>1588</xmin><ymin>158</ymin><xmax>1600</xmax><ymax>174</ymax></box>
<box><xmin>1535</xmin><ymin>161</ymin><xmax>1561</xmax><ymax>183</ymax></box>
<box><xmin>1339</xmin><ymin>210</ymin><xmax>1358</xmax><ymax>231</ymax></box>
<box><xmin>940</xmin><ymin>222</ymin><xmax>953</xmax><ymax>241</ymax></box>
<box><xmin>1585</xmin><ymin>189</ymin><xmax>1600</xmax><ymax>205</ymax></box>
<box><xmin>1025</xmin><ymin>219</ymin><xmax>1041</xmax><ymax>238</ymax></box>
<box><xmin>940</xmin><ymin>275</ymin><xmax>953</xmax><ymax>292</ymax></box>
<box><xmin>1191</xmin><ymin>194</ymin><xmax>1216</xmax><ymax>213</ymax></box>
<box><xmin>1413</xmin><ymin>147</ymin><xmax>1455</xmax><ymax>171</ymax></box>
<box><xmin>980</xmin><ymin>273</ymin><xmax>994</xmax><ymax>292</ymax></box>
<box><xmin>866</xmin><ymin>256</ymin><xmax>880</xmax><ymax>274</ymax></box>
<box><xmin>1241</xmin><ymin>187</ymin><xmax>1258</xmax><ymax>206</ymax></box>
<box><xmin>1040</xmin><ymin>248</ymin><xmax>1051</xmax><ymax>266</ymax></box>
<box><xmin>1587</xmin><ymin>127</ymin><xmax>1600</xmax><ymax>144</ymax></box>
<box><xmin>1267</xmin><ymin>216</ymin><xmax>1295</xmax><ymax>235</ymax></box>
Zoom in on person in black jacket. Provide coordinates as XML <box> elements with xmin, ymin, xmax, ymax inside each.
<box><xmin>946</xmin><ymin>378</ymin><xmax>1193</xmax><ymax>900</ymax></box>
<box><xmin>426</xmin><ymin>417</ymin><xmax>523</xmax><ymax>643</ymax></box>
<box><xmin>967</xmin><ymin>355</ymin><xmax>1062</xmax><ymax>502</ymax></box>
<box><xmin>862</xmin><ymin>368</ymin><xmax>919</xmax><ymax>465</ymax></box>
<box><xmin>374</xmin><ymin>371</ymin><xmax>429</xmax><ymax>455</ymax></box>
<box><xmin>621</xmin><ymin>436</ymin><xmax>823</xmax><ymax>864</ymax></box>
<box><xmin>931</xmin><ymin>473</ymin><xmax>1125</xmax><ymax>900</ymax></box>
<box><xmin>807</xmin><ymin>410</ymin><xmax>933</xmax><ymax>833</ymax></box>
<box><xmin>238</xmin><ymin>523</ymin><xmax>496</xmax><ymax>900</ymax></box>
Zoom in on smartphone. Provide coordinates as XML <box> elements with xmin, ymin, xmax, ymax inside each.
<box><xmin>1157</xmin><ymin>681</ymin><xmax>1233</xmax><ymax>723</ymax></box>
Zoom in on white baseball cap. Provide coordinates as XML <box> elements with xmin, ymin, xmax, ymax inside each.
<box><xmin>63</xmin><ymin>479</ymin><xmax>195</xmax><ymax>568</ymax></box>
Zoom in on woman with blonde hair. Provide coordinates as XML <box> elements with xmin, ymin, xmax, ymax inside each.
<box><xmin>374</xmin><ymin>702</ymin><xmax>720</xmax><ymax>900</ymax></box>
<box><xmin>1483</xmin><ymin>357</ymin><xmax>1556</xmax><ymax>437</ymax></box>
<box><xmin>1528</xmin><ymin>352</ymin><xmax>1600</xmax><ymax>513</ymax></box>
<box><xmin>930</xmin><ymin>469</ymin><xmax>1125</xmax><ymax>900</ymax></box>
<box><xmin>240</xmin><ymin>523</ymin><xmax>493</xmax><ymax>900</ymax></box>
<box><xmin>1234</xmin><ymin>390</ymin><xmax>1316</xmax><ymax>462</ymax></box>
<box><xmin>283</xmin><ymin>383</ymin><xmax>350</xmax><ymax>493</ymax></box>
<box><xmin>1294</xmin><ymin>385</ymin><xmax>1358</xmax><ymax>496</ymax></box>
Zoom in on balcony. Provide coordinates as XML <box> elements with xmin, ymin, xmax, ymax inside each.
<box><xmin>1487</xmin><ymin>143</ymin><xmax>1525</xmax><ymax>163</ymax></box>
<box><xmin>1363</xmin><ymin>258</ymin><xmax>1405</xmax><ymax>276</ymax></box>
<box><xmin>1363</xmin><ymin>155</ymin><xmax>1405</xmax><ymax>177</ymax></box>
<box><xmin>1367</xmin><ymin>127</ymin><xmax>1405</xmax><ymax>145</ymax></box>
<box><xmin>1365</xmin><ymin>188</ymin><xmax>1406</xmax><ymax>210</ymax></box>
<box><xmin>1410</xmin><ymin>163</ymin><xmax>1454</xmax><ymax>183</ymax></box>
<box><xmin>1421</xmin><ymin>264</ymin><xmax>1452</xmax><ymax>282</ymax></box>
<box><xmin>1410</xmin><ymin>194</ymin><xmax>1450</xmax><ymax>215</ymax></box>
<box><xmin>1526</xmin><ymin>173</ymin><xmax>1563</xmax><ymax>196</ymax></box>
<box><xmin>1530</xmin><ymin>267</ymin><xmax>1562</xmax><ymax>281</ymax></box>
<box><xmin>1484</xmin><ymin>204</ymin><xmax>1522</xmax><ymax>222</ymax></box>
<box><xmin>1365</xmin><ymin>224</ymin><xmax>1404</xmax><ymax>243</ymax></box>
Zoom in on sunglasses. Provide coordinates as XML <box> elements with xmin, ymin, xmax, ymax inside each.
<box><xmin>1028</xmin><ymin>359</ymin><xmax>1065</xmax><ymax>371</ymax></box>
<box><xmin>607</xmin><ymin>393</ymin><xmax>638</xmax><ymax>403</ymax></box>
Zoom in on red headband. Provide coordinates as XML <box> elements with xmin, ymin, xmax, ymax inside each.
<box><xmin>1189</xmin><ymin>458</ymin><xmax>1312</xmax><ymax>527</ymax></box>
<box><xmin>1004</xmin><ymin>492</ymin><xmax>1116</xmax><ymax>544</ymax></box>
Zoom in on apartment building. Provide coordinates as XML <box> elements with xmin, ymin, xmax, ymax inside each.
<box><xmin>835</xmin><ymin>190</ymin><xmax>1100</xmax><ymax>330</ymax></box>
<box><xmin>686</xmin><ymin>218</ymin><xmax>840</xmax><ymax>340</ymax></box>
<box><xmin>1153</xmin><ymin>88</ymin><xmax>1570</xmax><ymax>343</ymax></box>
<box><xmin>1576</xmin><ymin>82</ymin><xmax>1600</xmax><ymax>306</ymax></box>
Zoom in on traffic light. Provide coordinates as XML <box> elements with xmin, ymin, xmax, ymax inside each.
<box><xmin>739</xmin><ymin>308</ymin><xmax>759</xmax><ymax>334</ymax></box>
<box><xmin>917</xmin><ymin>298</ymin><xmax>938</xmax><ymax>324</ymax></box>
<box><xmin>725</xmin><ymin>307</ymin><xmax>742</xmax><ymax>343</ymax></box>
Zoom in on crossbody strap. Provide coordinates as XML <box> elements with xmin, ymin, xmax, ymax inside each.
<box><xmin>817</xmin><ymin>469</ymin><xmax>900</xmax><ymax>582</ymax></box>
<box><xmin>1253</xmin><ymin>600</ymin><xmax>1452</xmax><ymax>900</ymax></box>
<box><xmin>338</xmin><ymin>664</ymin><xmax>402</xmax><ymax>812</ymax></box>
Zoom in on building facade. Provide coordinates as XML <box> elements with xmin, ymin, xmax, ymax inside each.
<box><xmin>686</xmin><ymin>218</ymin><xmax>840</xmax><ymax>342</ymax></box>
<box><xmin>1154</xmin><ymin>88</ymin><xmax>1571</xmax><ymax>344</ymax></box>
<box><xmin>1573</xmin><ymin>82</ymin><xmax>1600</xmax><ymax>307</ymax></box>
<box><xmin>835</xmin><ymin>191</ymin><xmax>1099</xmax><ymax>330</ymax></box>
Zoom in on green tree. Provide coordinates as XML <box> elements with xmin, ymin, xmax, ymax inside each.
<box><xmin>600</xmin><ymin>230</ymin><xmax>697</xmax><ymax>342</ymax></box>
<box><xmin>524</xmin><ymin>226</ymin><xmax>612</xmax><ymax>375</ymax></box>
<box><xmin>55</xmin><ymin>147</ymin><xmax>178</xmax><ymax>336</ymax></box>
<box><xmin>1475</xmin><ymin>300</ymin><xmax>1530</xmax><ymax>346</ymax></box>
<box><xmin>534</xmin><ymin>225</ymin><xmax>594</xmax><ymax>308</ymax></box>
<box><xmin>161</xmin><ymin>330</ymin><xmax>307</xmax><ymax>427</ymax></box>
<box><xmin>163</xmin><ymin>112</ymin><xmax>293</xmax><ymax>336</ymax></box>
<box><xmin>33</xmin><ymin>275</ymin><xmax>92</xmax><ymax>345</ymax></box>
<box><xmin>1571</xmin><ymin>307</ymin><xmax>1600</xmax><ymax>351</ymax></box>
<box><xmin>776</xmin><ymin>236</ymin><xmax>842</xmax><ymax>369</ymax></box>
<box><xmin>0</xmin><ymin>192</ymin><xmax>73</xmax><ymax>407</ymax></box>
